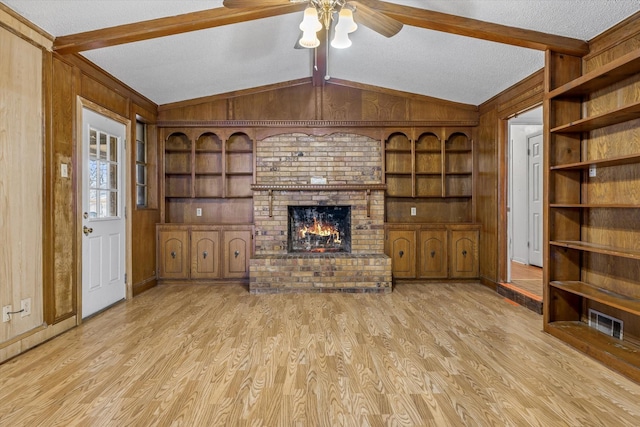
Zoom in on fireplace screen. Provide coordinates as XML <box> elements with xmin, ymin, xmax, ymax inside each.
<box><xmin>288</xmin><ymin>205</ymin><xmax>351</xmax><ymax>253</ymax></box>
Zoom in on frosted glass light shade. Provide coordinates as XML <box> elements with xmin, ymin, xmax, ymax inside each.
<box><xmin>299</xmin><ymin>30</ymin><xmax>320</xmax><ymax>48</ymax></box>
<box><xmin>331</xmin><ymin>27</ymin><xmax>351</xmax><ymax>49</ymax></box>
<box><xmin>299</xmin><ymin>6</ymin><xmax>322</xmax><ymax>32</ymax></box>
<box><xmin>337</xmin><ymin>8</ymin><xmax>357</xmax><ymax>33</ymax></box>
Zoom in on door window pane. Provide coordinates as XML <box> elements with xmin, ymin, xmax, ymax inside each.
<box><xmin>88</xmin><ymin>126</ymin><xmax>120</xmax><ymax>218</ymax></box>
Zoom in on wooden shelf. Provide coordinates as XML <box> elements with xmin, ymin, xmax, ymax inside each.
<box><xmin>550</xmin><ymin>153</ymin><xmax>640</xmax><ymax>170</ymax></box>
<box><xmin>446</xmin><ymin>149</ymin><xmax>472</xmax><ymax>153</ymax></box>
<box><xmin>195</xmin><ymin>149</ymin><xmax>222</xmax><ymax>154</ymax></box>
<box><xmin>194</xmin><ymin>172</ymin><xmax>222</xmax><ymax>176</ymax></box>
<box><xmin>545</xmin><ymin>321</ymin><xmax>640</xmax><ymax>383</ymax></box>
<box><xmin>385</xmin><ymin>149</ymin><xmax>412</xmax><ymax>153</ymax></box>
<box><xmin>226</xmin><ymin>149</ymin><xmax>253</xmax><ymax>154</ymax></box>
<box><xmin>415</xmin><ymin>172</ymin><xmax>442</xmax><ymax>176</ymax></box>
<box><xmin>165</xmin><ymin>148</ymin><xmax>192</xmax><ymax>153</ymax></box>
<box><xmin>547</xmin><ymin>49</ymin><xmax>640</xmax><ymax>99</ymax></box>
<box><xmin>386</xmin><ymin>171</ymin><xmax>413</xmax><ymax>175</ymax></box>
<box><xmin>415</xmin><ymin>149</ymin><xmax>441</xmax><ymax>153</ymax></box>
<box><xmin>445</xmin><ymin>172</ymin><xmax>472</xmax><ymax>175</ymax></box>
<box><xmin>550</xmin><ymin>240</ymin><xmax>640</xmax><ymax>260</ymax></box>
<box><xmin>550</xmin><ymin>101</ymin><xmax>640</xmax><ymax>133</ymax></box>
<box><xmin>165</xmin><ymin>171</ymin><xmax>191</xmax><ymax>176</ymax></box>
<box><xmin>550</xmin><ymin>203</ymin><xmax>640</xmax><ymax>208</ymax></box>
<box><xmin>226</xmin><ymin>171</ymin><xmax>253</xmax><ymax>176</ymax></box>
<box><xmin>550</xmin><ymin>281</ymin><xmax>640</xmax><ymax>316</ymax></box>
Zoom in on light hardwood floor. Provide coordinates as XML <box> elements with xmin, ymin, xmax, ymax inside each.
<box><xmin>1</xmin><ymin>282</ymin><xmax>639</xmax><ymax>426</ymax></box>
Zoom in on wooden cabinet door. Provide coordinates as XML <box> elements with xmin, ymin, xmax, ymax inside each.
<box><xmin>419</xmin><ymin>230</ymin><xmax>448</xmax><ymax>278</ymax></box>
<box><xmin>191</xmin><ymin>230</ymin><xmax>220</xmax><ymax>279</ymax></box>
<box><xmin>223</xmin><ymin>230</ymin><xmax>252</xmax><ymax>279</ymax></box>
<box><xmin>450</xmin><ymin>230</ymin><xmax>479</xmax><ymax>278</ymax></box>
<box><xmin>158</xmin><ymin>229</ymin><xmax>190</xmax><ymax>279</ymax></box>
<box><xmin>385</xmin><ymin>230</ymin><xmax>416</xmax><ymax>279</ymax></box>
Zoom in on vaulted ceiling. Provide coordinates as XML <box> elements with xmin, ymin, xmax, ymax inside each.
<box><xmin>3</xmin><ymin>0</ymin><xmax>639</xmax><ymax>106</ymax></box>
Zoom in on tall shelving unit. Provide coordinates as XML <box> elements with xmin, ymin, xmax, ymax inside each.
<box><xmin>544</xmin><ymin>49</ymin><xmax>640</xmax><ymax>382</ymax></box>
<box><xmin>383</xmin><ymin>128</ymin><xmax>478</xmax><ymax>280</ymax></box>
<box><xmin>158</xmin><ymin>128</ymin><xmax>254</xmax><ymax>282</ymax></box>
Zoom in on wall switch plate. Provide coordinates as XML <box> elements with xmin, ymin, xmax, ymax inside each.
<box><xmin>21</xmin><ymin>298</ymin><xmax>31</xmax><ymax>317</ymax></box>
<box><xmin>61</xmin><ymin>163</ymin><xmax>68</xmax><ymax>178</ymax></box>
<box><xmin>2</xmin><ymin>305</ymin><xmax>11</xmax><ymax>322</ymax></box>
<box><xmin>589</xmin><ymin>165</ymin><xmax>596</xmax><ymax>177</ymax></box>
<box><xmin>411</xmin><ymin>207</ymin><xmax>417</xmax><ymax>216</ymax></box>
<box><xmin>196</xmin><ymin>208</ymin><xmax>202</xmax><ymax>217</ymax></box>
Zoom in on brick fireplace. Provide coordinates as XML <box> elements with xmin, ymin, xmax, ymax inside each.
<box><xmin>249</xmin><ymin>133</ymin><xmax>392</xmax><ymax>293</ymax></box>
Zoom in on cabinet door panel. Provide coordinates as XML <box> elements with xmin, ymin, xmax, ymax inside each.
<box><xmin>450</xmin><ymin>230</ymin><xmax>479</xmax><ymax>278</ymax></box>
<box><xmin>385</xmin><ymin>230</ymin><xmax>416</xmax><ymax>278</ymax></box>
<box><xmin>158</xmin><ymin>230</ymin><xmax>189</xmax><ymax>279</ymax></box>
<box><xmin>419</xmin><ymin>230</ymin><xmax>448</xmax><ymax>278</ymax></box>
<box><xmin>223</xmin><ymin>230</ymin><xmax>252</xmax><ymax>278</ymax></box>
<box><xmin>191</xmin><ymin>231</ymin><xmax>220</xmax><ymax>279</ymax></box>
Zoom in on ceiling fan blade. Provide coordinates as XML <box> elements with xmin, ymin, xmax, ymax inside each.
<box><xmin>223</xmin><ymin>0</ymin><xmax>292</xmax><ymax>8</ymax></box>
<box><xmin>349</xmin><ymin>1</ymin><xmax>403</xmax><ymax>38</ymax></box>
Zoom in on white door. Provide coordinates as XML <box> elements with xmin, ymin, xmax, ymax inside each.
<box><xmin>81</xmin><ymin>108</ymin><xmax>126</xmax><ymax>318</ymax></box>
<box><xmin>528</xmin><ymin>132</ymin><xmax>543</xmax><ymax>267</ymax></box>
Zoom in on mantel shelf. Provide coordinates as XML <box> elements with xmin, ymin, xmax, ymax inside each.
<box><xmin>251</xmin><ymin>184</ymin><xmax>387</xmax><ymax>192</ymax></box>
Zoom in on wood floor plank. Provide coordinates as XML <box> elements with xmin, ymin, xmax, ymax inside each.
<box><xmin>1</xmin><ymin>282</ymin><xmax>640</xmax><ymax>425</ymax></box>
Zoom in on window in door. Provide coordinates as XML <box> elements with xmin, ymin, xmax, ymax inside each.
<box><xmin>89</xmin><ymin>128</ymin><xmax>120</xmax><ymax>218</ymax></box>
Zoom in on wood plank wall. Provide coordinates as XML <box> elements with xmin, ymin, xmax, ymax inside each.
<box><xmin>158</xmin><ymin>79</ymin><xmax>479</xmax><ymax>123</ymax></box>
<box><xmin>476</xmin><ymin>71</ymin><xmax>545</xmax><ymax>287</ymax></box>
<box><xmin>1</xmin><ymin>4</ymin><xmax>160</xmax><ymax>362</ymax></box>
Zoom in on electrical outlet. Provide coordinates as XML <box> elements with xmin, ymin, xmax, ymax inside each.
<box><xmin>196</xmin><ymin>208</ymin><xmax>202</xmax><ymax>217</ymax></box>
<box><xmin>589</xmin><ymin>165</ymin><xmax>596</xmax><ymax>177</ymax></box>
<box><xmin>2</xmin><ymin>305</ymin><xmax>11</xmax><ymax>322</ymax></box>
<box><xmin>21</xmin><ymin>298</ymin><xmax>31</xmax><ymax>317</ymax></box>
<box><xmin>410</xmin><ymin>207</ymin><xmax>417</xmax><ymax>216</ymax></box>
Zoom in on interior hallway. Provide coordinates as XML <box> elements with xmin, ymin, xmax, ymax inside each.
<box><xmin>1</xmin><ymin>282</ymin><xmax>639</xmax><ymax>425</ymax></box>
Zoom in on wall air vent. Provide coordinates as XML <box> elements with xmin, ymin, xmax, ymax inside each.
<box><xmin>588</xmin><ymin>309</ymin><xmax>623</xmax><ymax>340</ymax></box>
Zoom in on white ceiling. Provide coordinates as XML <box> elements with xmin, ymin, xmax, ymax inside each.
<box><xmin>3</xmin><ymin>1</ymin><xmax>640</xmax><ymax>106</ymax></box>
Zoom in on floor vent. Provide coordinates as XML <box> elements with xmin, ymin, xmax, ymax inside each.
<box><xmin>588</xmin><ymin>309</ymin><xmax>623</xmax><ymax>340</ymax></box>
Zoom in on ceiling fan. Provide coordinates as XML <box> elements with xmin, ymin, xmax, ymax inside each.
<box><xmin>223</xmin><ymin>0</ymin><xmax>404</xmax><ymax>48</ymax></box>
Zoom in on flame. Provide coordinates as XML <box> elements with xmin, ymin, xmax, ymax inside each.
<box><xmin>298</xmin><ymin>217</ymin><xmax>342</xmax><ymax>244</ymax></box>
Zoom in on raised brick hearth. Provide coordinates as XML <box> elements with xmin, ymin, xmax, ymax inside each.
<box><xmin>249</xmin><ymin>133</ymin><xmax>392</xmax><ymax>293</ymax></box>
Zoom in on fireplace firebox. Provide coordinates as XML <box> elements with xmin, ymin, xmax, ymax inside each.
<box><xmin>288</xmin><ymin>205</ymin><xmax>351</xmax><ymax>253</ymax></box>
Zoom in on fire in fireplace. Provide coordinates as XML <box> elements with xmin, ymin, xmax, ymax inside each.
<box><xmin>288</xmin><ymin>205</ymin><xmax>351</xmax><ymax>253</ymax></box>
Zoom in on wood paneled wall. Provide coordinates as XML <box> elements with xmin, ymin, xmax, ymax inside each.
<box><xmin>0</xmin><ymin>25</ymin><xmax>44</xmax><ymax>345</ymax></box>
<box><xmin>158</xmin><ymin>78</ymin><xmax>478</xmax><ymax>123</ymax></box>
<box><xmin>477</xmin><ymin>71</ymin><xmax>545</xmax><ymax>287</ymax></box>
<box><xmin>0</xmin><ymin>4</ymin><xmax>159</xmax><ymax>362</ymax></box>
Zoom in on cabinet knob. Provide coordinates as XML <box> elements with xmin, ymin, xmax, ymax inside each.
<box><xmin>234</xmin><ymin>250</ymin><xmax>240</xmax><ymax>258</ymax></box>
<box><xmin>399</xmin><ymin>250</ymin><xmax>404</xmax><ymax>258</ymax></box>
<box><xmin>431</xmin><ymin>250</ymin><xmax>436</xmax><ymax>258</ymax></box>
<box><xmin>203</xmin><ymin>251</ymin><xmax>208</xmax><ymax>259</ymax></box>
<box><xmin>462</xmin><ymin>250</ymin><xmax>467</xmax><ymax>257</ymax></box>
<box><xmin>171</xmin><ymin>251</ymin><xmax>176</xmax><ymax>259</ymax></box>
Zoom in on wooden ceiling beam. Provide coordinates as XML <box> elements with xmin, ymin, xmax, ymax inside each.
<box><xmin>360</xmin><ymin>0</ymin><xmax>589</xmax><ymax>56</ymax></box>
<box><xmin>53</xmin><ymin>4</ymin><xmax>306</xmax><ymax>54</ymax></box>
<box><xmin>53</xmin><ymin>2</ymin><xmax>589</xmax><ymax>57</ymax></box>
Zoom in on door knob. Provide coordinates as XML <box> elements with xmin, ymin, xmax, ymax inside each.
<box><xmin>431</xmin><ymin>250</ymin><xmax>436</xmax><ymax>258</ymax></box>
<box><xmin>399</xmin><ymin>250</ymin><xmax>404</xmax><ymax>258</ymax></box>
<box><xmin>171</xmin><ymin>251</ymin><xmax>176</xmax><ymax>259</ymax></box>
<box><xmin>234</xmin><ymin>250</ymin><xmax>240</xmax><ymax>258</ymax></box>
<box><xmin>203</xmin><ymin>251</ymin><xmax>208</xmax><ymax>259</ymax></box>
<box><xmin>83</xmin><ymin>226</ymin><xmax>93</xmax><ymax>236</ymax></box>
<box><xmin>462</xmin><ymin>250</ymin><xmax>467</xmax><ymax>257</ymax></box>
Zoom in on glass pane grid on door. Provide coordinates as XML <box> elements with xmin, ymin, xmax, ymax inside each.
<box><xmin>89</xmin><ymin>128</ymin><xmax>119</xmax><ymax>218</ymax></box>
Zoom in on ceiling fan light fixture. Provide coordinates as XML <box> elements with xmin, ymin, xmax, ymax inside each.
<box><xmin>299</xmin><ymin>6</ymin><xmax>322</xmax><ymax>33</ymax></box>
<box><xmin>337</xmin><ymin>8</ymin><xmax>357</xmax><ymax>34</ymax></box>
<box><xmin>299</xmin><ymin>30</ymin><xmax>321</xmax><ymax>49</ymax></box>
<box><xmin>331</xmin><ymin>26</ymin><xmax>351</xmax><ymax>49</ymax></box>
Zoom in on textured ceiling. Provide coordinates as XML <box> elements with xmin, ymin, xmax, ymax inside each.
<box><xmin>3</xmin><ymin>1</ymin><xmax>640</xmax><ymax>106</ymax></box>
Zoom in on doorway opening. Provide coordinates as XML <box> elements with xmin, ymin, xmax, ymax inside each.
<box><xmin>506</xmin><ymin>106</ymin><xmax>543</xmax><ymax>305</ymax></box>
